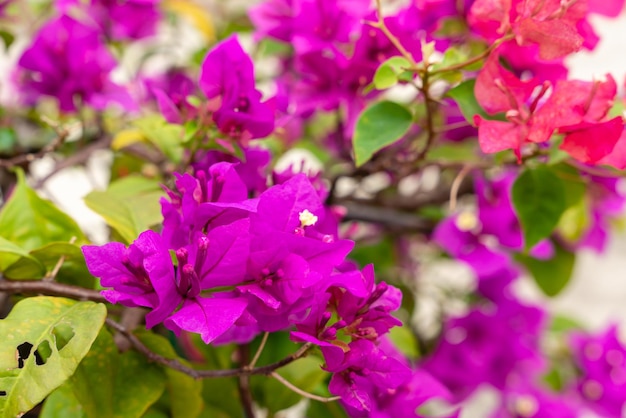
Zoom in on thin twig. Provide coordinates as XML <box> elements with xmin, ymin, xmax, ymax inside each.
<box><xmin>33</xmin><ymin>133</ymin><xmax>111</xmax><ymax>188</ymax></box>
<box><xmin>449</xmin><ymin>165</ymin><xmax>472</xmax><ymax>212</ymax></box>
<box><xmin>366</xmin><ymin>0</ymin><xmax>419</xmax><ymax>70</ymax></box>
<box><xmin>270</xmin><ymin>372</ymin><xmax>341</xmax><ymax>403</ymax></box>
<box><xmin>429</xmin><ymin>34</ymin><xmax>514</xmax><ymax>75</ymax></box>
<box><xmin>0</xmin><ymin>129</ymin><xmax>69</xmax><ymax>168</ymax></box>
<box><xmin>248</xmin><ymin>332</ymin><xmax>269</xmax><ymax>370</ymax></box>
<box><xmin>43</xmin><ymin>236</ymin><xmax>77</xmax><ymax>281</ymax></box>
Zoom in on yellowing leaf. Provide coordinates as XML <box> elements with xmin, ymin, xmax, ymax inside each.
<box><xmin>111</xmin><ymin>129</ymin><xmax>146</xmax><ymax>151</ymax></box>
<box><xmin>165</xmin><ymin>0</ymin><xmax>215</xmax><ymax>41</ymax></box>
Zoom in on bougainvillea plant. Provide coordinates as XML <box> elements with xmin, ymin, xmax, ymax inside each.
<box><xmin>1</xmin><ymin>0</ymin><xmax>626</xmax><ymax>417</ymax></box>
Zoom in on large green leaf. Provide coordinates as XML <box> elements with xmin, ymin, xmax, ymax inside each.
<box><xmin>512</xmin><ymin>166</ymin><xmax>567</xmax><ymax>251</ymax></box>
<box><xmin>353</xmin><ymin>101</ymin><xmax>413</xmax><ymax>167</ymax></box>
<box><xmin>40</xmin><ymin>383</ymin><xmax>87</xmax><ymax>418</ymax></box>
<box><xmin>516</xmin><ymin>242</ymin><xmax>575</xmax><ymax>297</ymax></box>
<box><xmin>84</xmin><ymin>175</ymin><xmax>164</xmax><ymax>244</ymax></box>
<box><xmin>0</xmin><ymin>297</ymin><xmax>106</xmax><ymax>418</ymax></box>
<box><xmin>0</xmin><ymin>169</ymin><xmax>86</xmax><ymax>250</ymax></box>
<box><xmin>137</xmin><ymin>333</ymin><xmax>203</xmax><ymax>418</ymax></box>
<box><xmin>68</xmin><ymin>329</ymin><xmax>166</xmax><ymax>418</ymax></box>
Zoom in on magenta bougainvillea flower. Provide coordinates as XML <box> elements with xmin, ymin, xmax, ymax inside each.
<box><xmin>56</xmin><ymin>0</ymin><xmax>161</xmax><ymax>40</ymax></box>
<box><xmin>423</xmin><ymin>299</ymin><xmax>546</xmax><ymax>400</ymax></box>
<box><xmin>84</xmin><ymin>161</ymin><xmax>414</xmax><ymax>410</ymax></box>
<box><xmin>16</xmin><ymin>15</ymin><xmax>135</xmax><ymax>112</ymax></box>
<box><xmin>571</xmin><ymin>325</ymin><xmax>626</xmax><ymax>417</ymax></box>
<box><xmin>199</xmin><ymin>36</ymin><xmax>274</xmax><ymax>141</ymax></box>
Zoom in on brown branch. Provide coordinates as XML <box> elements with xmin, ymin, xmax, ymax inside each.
<box><xmin>0</xmin><ymin>277</ymin><xmax>107</xmax><ymax>303</ymax></box>
<box><xmin>237</xmin><ymin>344</ymin><xmax>256</xmax><ymax>418</ymax></box>
<box><xmin>33</xmin><ymin>133</ymin><xmax>111</xmax><ymax>188</ymax></box>
<box><xmin>0</xmin><ymin>277</ymin><xmax>316</xmax><ymax>380</ymax></box>
<box><xmin>0</xmin><ymin>129</ymin><xmax>69</xmax><ymax>169</ymax></box>
<box><xmin>106</xmin><ymin>318</ymin><xmax>314</xmax><ymax>379</ymax></box>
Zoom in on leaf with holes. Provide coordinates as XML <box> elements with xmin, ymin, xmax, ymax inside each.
<box><xmin>512</xmin><ymin>166</ymin><xmax>567</xmax><ymax>251</ymax></box>
<box><xmin>68</xmin><ymin>329</ymin><xmax>166</xmax><ymax>418</ymax></box>
<box><xmin>0</xmin><ymin>297</ymin><xmax>106</xmax><ymax>418</ymax></box>
<box><xmin>353</xmin><ymin>101</ymin><xmax>413</xmax><ymax>167</ymax></box>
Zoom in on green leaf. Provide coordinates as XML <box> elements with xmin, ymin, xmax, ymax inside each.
<box><xmin>252</xmin><ymin>356</ymin><xmax>327</xmax><ymax>414</ymax></box>
<box><xmin>84</xmin><ymin>175</ymin><xmax>164</xmax><ymax>244</ymax></box>
<box><xmin>306</xmin><ymin>400</ymin><xmax>349</xmax><ymax>418</ymax></box>
<box><xmin>134</xmin><ymin>115</ymin><xmax>185</xmax><ymax>164</ymax></box>
<box><xmin>372</xmin><ymin>56</ymin><xmax>412</xmax><ymax>90</ymax></box>
<box><xmin>41</xmin><ymin>383</ymin><xmax>87</xmax><ymax>418</ymax></box>
<box><xmin>515</xmin><ymin>242</ymin><xmax>575</xmax><ymax>297</ymax></box>
<box><xmin>549</xmin><ymin>315</ymin><xmax>585</xmax><ymax>334</ymax></box>
<box><xmin>0</xmin><ymin>31</ymin><xmax>14</xmax><ymax>49</ymax></box>
<box><xmin>0</xmin><ymin>236</ymin><xmax>46</xmax><ymax>279</ymax></box>
<box><xmin>445</xmin><ymin>79</ymin><xmax>488</xmax><ymax>124</ymax></box>
<box><xmin>353</xmin><ymin>101</ymin><xmax>412</xmax><ymax>167</ymax></box>
<box><xmin>0</xmin><ymin>297</ymin><xmax>106</xmax><ymax>418</ymax></box>
<box><xmin>69</xmin><ymin>329</ymin><xmax>166</xmax><ymax>418</ymax></box>
<box><xmin>427</xmin><ymin>141</ymin><xmax>479</xmax><ymax>163</ymax></box>
<box><xmin>136</xmin><ymin>333</ymin><xmax>203</xmax><ymax>418</ymax></box>
<box><xmin>550</xmin><ymin>163</ymin><xmax>586</xmax><ymax>207</ymax></box>
<box><xmin>249</xmin><ymin>332</ymin><xmax>327</xmax><ymax>414</ymax></box>
<box><xmin>0</xmin><ymin>128</ymin><xmax>16</xmax><ymax>153</ymax></box>
<box><xmin>388</xmin><ymin>325</ymin><xmax>419</xmax><ymax>358</ymax></box>
<box><xmin>431</xmin><ymin>46</ymin><xmax>468</xmax><ymax>84</ymax></box>
<box><xmin>512</xmin><ymin>166</ymin><xmax>567</xmax><ymax>250</ymax></box>
<box><xmin>0</xmin><ymin>169</ymin><xmax>86</xmax><ymax>250</ymax></box>
<box><xmin>201</xmin><ymin>377</ymin><xmax>241</xmax><ymax>417</ymax></box>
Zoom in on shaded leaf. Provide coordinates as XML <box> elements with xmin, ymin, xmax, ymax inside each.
<box><xmin>0</xmin><ymin>297</ymin><xmax>106</xmax><ymax>418</ymax></box>
<box><xmin>40</xmin><ymin>383</ymin><xmax>87</xmax><ymax>418</ymax></box>
<box><xmin>136</xmin><ymin>332</ymin><xmax>203</xmax><ymax>418</ymax></box>
<box><xmin>353</xmin><ymin>101</ymin><xmax>412</xmax><ymax>167</ymax></box>
<box><xmin>516</xmin><ymin>242</ymin><xmax>575</xmax><ymax>297</ymax></box>
<box><xmin>512</xmin><ymin>166</ymin><xmax>567</xmax><ymax>250</ymax></box>
<box><xmin>69</xmin><ymin>329</ymin><xmax>166</xmax><ymax>418</ymax></box>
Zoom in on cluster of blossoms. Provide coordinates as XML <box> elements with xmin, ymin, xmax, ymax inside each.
<box><xmin>83</xmin><ymin>159</ymin><xmax>451</xmax><ymax>413</ymax></box>
<box><xmin>13</xmin><ymin>0</ymin><xmax>160</xmax><ymax>112</ymax></box>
